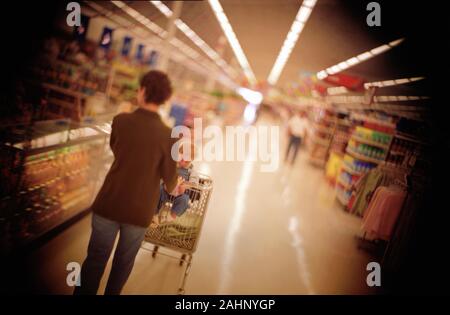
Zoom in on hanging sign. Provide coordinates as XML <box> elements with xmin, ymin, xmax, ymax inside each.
<box><xmin>147</xmin><ymin>50</ymin><xmax>159</xmax><ymax>67</ymax></box>
<box><xmin>324</xmin><ymin>73</ymin><xmax>365</xmax><ymax>91</ymax></box>
<box><xmin>136</xmin><ymin>44</ymin><xmax>145</xmax><ymax>61</ymax></box>
<box><xmin>312</xmin><ymin>83</ymin><xmax>327</xmax><ymax>96</ymax></box>
<box><xmin>99</xmin><ymin>27</ymin><xmax>113</xmax><ymax>50</ymax></box>
<box><xmin>121</xmin><ymin>36</ymin><xmax>133</xmax><ymax>57</ymax></box>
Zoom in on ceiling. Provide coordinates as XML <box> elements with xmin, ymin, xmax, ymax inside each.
<box><xmin>92</xmin><ymin>0</ymin><xmax>432</xmax><ymax>98</ymax></box>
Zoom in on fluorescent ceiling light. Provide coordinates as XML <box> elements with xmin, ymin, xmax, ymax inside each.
<box><xmin>330</xmin><ymin>65</ymin><xmax>340</xmax><ymax>73</ymax></box>
<box><xmin>267</xmin><ymin>0</ymin><xmax>317</xmax><ymax>85</ymax></box>
<box><xmin>389</xmin><ymin>38</ymin><xmax>404</xmax><ymax>47</ymax></box>
<box><xmin>113</xmin><ymin>1</ymin><xmax>166</xmax><ymax>38</ymax></box>
<box><xmin>394</xmin><ymin>78</ymin><xmax>409</xmax><ymax>84</ymax></box>
<box><xmin>370</xmin><ymin>44</ymin><xmax>390</xmax><ymax>55</ymax></box>
<box><xmin>208</xmin><ymin>0</ymin><xmax>257</xmax><ymax>85</ymax></box>
<box><xmin>291</xmin><ymin>21</ymin><xmax>304</xmax><ymax>34</ymax></box>
<box><xmin>209</xmin><ymin>0</ymin><xmax>224</xmax><ymax>13</ymax></box>
<box><xmin>317</xmin><ymin>70</ymin><xmax>327</xmax><ymax>80</ymax></box>
<box><xmin>338</xmin><ymin>61</ymin><xmax>349</xmax><ymax>70</ymax></box>
<box><xmin>326</xmin><ymin>68</ymin><xmax>336</xmax><ymax>75</ymax></box>
<box><xmin>303</xmin><ymin>0</ymin><xmax>317</xmax><ymax>7</ymax></box>
<box><xmin>347</xmin><ymin>57</ymin><xmax>359</xmax><ymax>66</ymax></box>
<box><xmin>150</xmin><ymin>0</ymin><xmax>172</xmax><ymax>17</ymax></box>
<box><xmin>111</xmin><ymin>1</ymin><xmax>125</xmax><ymax>8</ymax></box>
<box><xmin>364</xmin><ymin>76</ymin><xmax>425</xmax><ymax>89</ymax></box>
<box><xmin>357</xmin><ymin>51</ymin><xmax>373</xmax><ymax>61</ymax></box>
<box><xmin>374</xmin><ymin>95</ymin><xmax>429</xmax><ymax>102</ymax></box>
<box><xmin>316</xmin><ymin>38</ymin><xmax>405</xmax><ymax>80</ymax></box>
<box><xmin>149</xmin><ymin>1</ymin><xmax>237</xmax><ymax>80</ymax></box>
<box><xmin>237</xmin><ymin>87</ymin><xmax>263</xmax><ymax>105</ymax></box>
<box><xmin>297</xmin><ymin>6</ymin><xmax>312</xmax><ymax>23</ymax></box>
<box><xmin>410</xmin><ymin>76</ymin><xmax>425</xmax><ymax>82</ymax></box>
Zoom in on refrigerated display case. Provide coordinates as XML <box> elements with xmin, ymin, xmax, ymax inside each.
<box><xmin>0</xmin><ymin>119</ymin><xmax>110</xmax><ymax>254</ymax></box>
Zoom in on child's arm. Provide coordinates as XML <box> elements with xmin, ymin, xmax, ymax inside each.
<box><xmin>164</xmin><ymin>176</ymin><xmax>186</xmax><ymax>196</ymax></box>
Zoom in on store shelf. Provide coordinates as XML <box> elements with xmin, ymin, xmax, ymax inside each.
<box><xmin>330</xmin><ymin>150</ymin><xmax>344</xmax><ymax>157</ymax></box>
<box><xmin>309</xmin><ymin>156</ymin><xmax>326</xmax><ymax>167</ymax></box>
<box><xmin>47</xmin><ymin>97</ymin><xmax>78</xmax><ymax>111</ymax></box>
<box><xmin>114</xmin><ymin>70</ymin><xmax>136</xmax><ymax>79</ymax></box>
<box><xmin>351</xmin><ymin>135</ymin><xmax>390</xmax><ymax>149</ymax></box>
<box><xmin>314</xmin><ymin>124</ymin><xmax>334</xmax><ymax>134</ymax></box>
<box><xmin>341</xmin><ymin>162</ymin><xmax>364</xmax><ymax>176</ymax></box>
<box><xmin>337</xmin><ymin>177</ymin><xmax>352</xmax><ymax>190</ymax></box>
<box><xmin>394</xmin><ymin>132</ymin><xmax>429</xmax><ymax>146</ymax></box>
<box><xmin>333</xmin><ymin>138</ymin><xmax>348</xmax><ymax>146</ymax></box>
<box><xmin>42</xmin><ymin>83</ymin><xmax>88</xmax><ymax>99</ymax></box>
<box><xmin>390</xmin><ymin>150</ymin><xmax>406</xmax><ymax>156</ymax></box>
<box><xmin>346</xmin><ymin>147</ymin><xmax>384</xmax><ymax>164</ymax></box>
<box><xmin>316</xmin><ymin>117</ymin><xmax>336</xmax><ymax>125</ymax></box>
<box><xmin>312</xmin><ymin>137</ymin><xmax>330</xmax><ymax>146</ymax></box>
<box><xmin>336</xmin><ymin>190</ymin><xmax>350</xmax><ymax>207</ymax></box>
<box><xmin>337</xmin><ymin>119</ymin><xmax>352</xmax><ymax>127</ymax></box>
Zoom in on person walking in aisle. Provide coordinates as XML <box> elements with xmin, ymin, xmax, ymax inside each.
<box><xmin>74</xmin><ymin>71</ymin><xmax>179</xmax><ymax>295</ymax></box>
<box><xmin>285</xmin><ymin>111</ymin><xmax>309</xmax><ymax>165</ymax></box>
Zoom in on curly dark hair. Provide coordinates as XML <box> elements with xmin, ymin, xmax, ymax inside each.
<box><xmin>139</xmin><ymin>70</ymin><xmax>173</xmax><ymax>105</ymax></box>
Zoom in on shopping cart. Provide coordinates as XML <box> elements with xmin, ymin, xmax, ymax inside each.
<box><xmin>141</xmin><ymin>173</ymin><xmax>213</xmax><ymax>294</ymax></box>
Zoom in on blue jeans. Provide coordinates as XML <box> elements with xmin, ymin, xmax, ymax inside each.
<box><xmin>285</xmin><ymin>135</ymin><xmax>302</xmax><ymax>164</ymax></box>
<box><xmin>73</xmin><ymin>214</ymin><xmax>147</xmax><ymax>295</ymax></box>
<box><xmin>156</xmin><ymin>185</ymin><xmax>190</xmax><ymax>216</ymax></box>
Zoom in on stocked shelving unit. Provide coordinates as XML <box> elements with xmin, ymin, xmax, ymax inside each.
<box><xmin>385</xmin><ymin>131</ymin><xmax>430</xmax><ymax>179</ymax></box>
<box><xmin>107</xmin><ymin>61</ymin><xmax>141</xmax><ymax>106</ymax></box>
<box><xmin>40</xmin><ymin>83</ymin><xmax>89</xmax><ymax>122</ymax></box>
<box><xmin>0</xmin><ymin>120</ymin><xmax>110</xmax><ymax>254</ymax></box>
<box><xmin>30</xmin><ymin>58</ymin><xmax>110</xmax><ymax>97</ymax></box>
<box><xmin>308</xmin><ymin>108</ymin><xmax>337</xmax><ymax>168</ymax></box>
<box><xmin>27</xmin><ymin>58</ymin><xmax>112</xmax><ymax>121</ymax></box>
<box><xmin>335</xmin><ymin>117</ymin><xmax>395</xmax><ymax>209</ymax></box>
<box><xmin>27</xmin><ymin>55</ymin><xmax>147</xmax><ymax>122</ymax></box>
<box><xmin>325</xmin><ymin>111</ymin><xmax>353</xmax><ymax>184</ymax></box>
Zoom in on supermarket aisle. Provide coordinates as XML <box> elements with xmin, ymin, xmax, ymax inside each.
<box><xmin>8</xmin><ymin>115</ymin><xmax>375</xmax><ymax>295</ymax></box>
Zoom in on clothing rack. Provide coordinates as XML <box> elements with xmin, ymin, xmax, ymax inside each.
<box><xmin>355</xmin><ymin>164</ymin><xmax>410</xmax><ymax>254</ymax></box>
<box><xmin>378</xmin><ymin>162</ymin><xmax>410</xmax><ymax>174</ymax></box>
<box><xmin>380</xmin><ymin>175</ymin><xmax>426</xmax><ymax>274</ymax></box>
<box><xmin>393</xmin><ymin>176</ymin><xmax>408</xmax><ymax>189</ymax></box>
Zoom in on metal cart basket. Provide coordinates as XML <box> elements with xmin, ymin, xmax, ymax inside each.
<box><xmin>141</xmin><ymin>173</ymin><xmax>213</xmax><ymax>294</ymax></box>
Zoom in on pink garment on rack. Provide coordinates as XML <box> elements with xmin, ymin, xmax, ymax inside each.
<box><xmin>361</xmin><ymin>186</ymin><xmax>406</xmax><ymax>241</ymax></box>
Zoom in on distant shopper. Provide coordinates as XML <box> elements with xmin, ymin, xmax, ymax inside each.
<box><xmin>285</xmin><ymin>111</ymin><xmax>309</xmax><ymax>165</ymax></box>
<box><xmin>74</xmin><ymin>70</ymin><xmax>178</xmax><ymax>295</ymax></box>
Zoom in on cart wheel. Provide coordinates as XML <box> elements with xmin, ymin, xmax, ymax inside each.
<box><xmin>152</xmin><ymin>246</ymin><xmax>159</xmax><ymax>258</ymax></box>
<box><xmin>179</xmin><ymin>254</ymin><xmax>186</xmax><ymax>266</ymax></box>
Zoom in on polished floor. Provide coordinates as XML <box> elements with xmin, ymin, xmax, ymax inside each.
<box><xmin>7</xmin><ymin>115</ymin><xmax>376</xmax><ymax>295</ymax></box>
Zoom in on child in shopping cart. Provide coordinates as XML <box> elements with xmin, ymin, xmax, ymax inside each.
<box><xmin>152</xmin><ymin>144</ymin><xmax>196</xmax><ymax>225</ymax></box>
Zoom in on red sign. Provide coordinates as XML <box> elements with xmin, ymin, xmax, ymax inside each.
<box><xmin>313</xmin><ymin>84</ymin><xmax>327</xmax><ymax>96</ymax></box>
<box><xmin>324</xmin><ymin>73</ymin><xmax>365</xmax><ymax>91</ymax></box>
